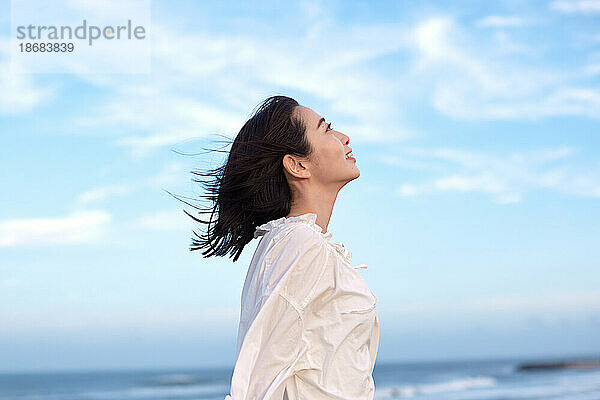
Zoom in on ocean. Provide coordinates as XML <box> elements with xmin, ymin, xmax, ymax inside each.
<box><xmin>1</xmin><ymin>355</ymin><xmax>599</xmax><ymax>400</ymax></box>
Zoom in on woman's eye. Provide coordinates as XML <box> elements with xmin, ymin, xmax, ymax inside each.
<box><xmin>326</xmin><ymin>122</ymin><xmax>333</xmax><ymax>131</ymax></box>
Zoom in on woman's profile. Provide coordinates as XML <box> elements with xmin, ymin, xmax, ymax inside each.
<box><xmin>184</xmin><ymin>95</ymin><xmax>379</xmax><ymax>399</ymax></box>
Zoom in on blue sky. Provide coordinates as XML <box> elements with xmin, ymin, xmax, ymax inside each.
<box><xmin>1</xmin><ymin>0</ymin><xmax>599</xmax><ymax>372</ymax></box>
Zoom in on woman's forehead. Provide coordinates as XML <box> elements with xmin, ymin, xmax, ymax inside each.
<box><xmin>294</xmin><ymin>106</ymin><xmax>323</xmax><ymax>129</ymax></box>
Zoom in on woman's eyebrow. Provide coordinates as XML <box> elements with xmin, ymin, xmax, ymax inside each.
<box><xmin>316</xmin><ymin>117</ymin><xmax>325</xmax><ymax>129</ymax></box>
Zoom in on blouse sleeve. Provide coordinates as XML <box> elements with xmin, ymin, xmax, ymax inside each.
<box><xmin>224</xmin><ymin>292</ymin><xmax>305</xmax><ymax>400</ymax></box>
<box><xmin>224</xmin><ymin>225</ymin><xmax>330</xmax><ymax>400</ymax></box>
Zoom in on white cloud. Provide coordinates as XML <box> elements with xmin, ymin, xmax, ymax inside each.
<box><xmin>132</xmin><ymin>209</ymin><xmax>191</xmax><ymax>231</ymax></box>
<box><xmin>76</xmin><ymin>183</ymin><xmax>133</xmax><ymax>205</ymax></box>
<box><xmin>490</xmin><ymin>31</ymin><xmax>531</xmax><ymax>55</ymax></box>
<box><xmin>409</xmin><ymin>16</ymin><xmax>600</xmax><ymax>120</ymax></box>
<box><xmin>110</xmin><ymin>97</ymin><xmax>246</xmax><ymax>158</ymax></box>
<box><xmin>431</xmin><ymin>85</ymin><xmax>600</xmax><ymax>120</ymax></box>
<box><xmin>75</xmin><ymin>162</ymin><xmax>186</xmax><ymax>205</ymax></box>
<box><xmin>585</xmin><ymin>63</ymin><xmax>600</xmax><ymax>75</ymax></box>
<box><xmin>549</xmin><ymin>0</ymin><xmax>600</xmax><ymax>14</ymax></box>
<box><xmin>0</xmin><ymin>278</ymin><xmax>25</xmax><ymax>288</ymax></box>
<box><xmin>143</xmin><ymin>161</ymin><xmax>187</xmax><ymax>187</ymax></box>
<box><xmin>66</xmin><ymin>17</ymin><xmax>411</xmax><ymax>156</ymax></box>
<box><xmin>541</xmin><ymin>87</ymin><xmax>600</xmax><ymax>119</ymax></box>
<box><xmin>476</xmin><ymin>15</ymin><xmax>530</xmax><ymax>27</ymax></box>
<box><xmin>0</xmin><ymin>210</ymin><xmax>112</xmax><ymax>248</ymax></box>
<box><xmin>397</xmin><ymin>174</ymin><xmax>520</xmax><ymax>204</ymax></box>
<box><xmin>0</xmin><ymin>37</ymin><xmax>55</xmax><ymax>114</ymax></box>
<box><xmin>0</xmin><ymin>63</ymin><xmax>55</xmax><ymax>113</ymax></box>
<box><xmin>9</xmin><ymin>4</ymin><xmax>596</xmax><ymax>153</ymax></box>
<box><xmin>385</xmin><ymin>145</ymin><xmax>600</xmax><ymax>203</ymax></box>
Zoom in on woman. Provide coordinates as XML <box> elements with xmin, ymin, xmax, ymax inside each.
<box><xmin>185</xmin><ymin>95</ymin><xmax>379</xmax><ymax>399</ymax></box>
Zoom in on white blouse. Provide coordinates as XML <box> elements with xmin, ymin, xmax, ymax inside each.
<box><xmin>224</xmin><ymin>212</ymin><xmax>379</xmax><ymax>400</ymax></box>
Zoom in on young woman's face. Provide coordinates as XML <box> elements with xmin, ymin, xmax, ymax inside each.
<box><xmin>293</xmin><ymin>105</ymin><xmax>359</xmax><ymax>186</ymax></box>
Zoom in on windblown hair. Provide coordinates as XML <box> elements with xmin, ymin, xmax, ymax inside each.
<box><xmin>180</xmin><ymin>95</ymin><xmax>312</xmax><ymax>262</ymax></box>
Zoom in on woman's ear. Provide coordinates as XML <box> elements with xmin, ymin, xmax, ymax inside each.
<box><xmin>283</xmin><ymin>154</ymin><xmax>310</xmax><ymax>179</ymax></box>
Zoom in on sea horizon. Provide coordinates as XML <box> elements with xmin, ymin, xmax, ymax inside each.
<box><xmin>3</xmin><ymin>350</ymin><xmax>598</xmax><ymax>376</ymax></box>
<box><xmin>2</xmin><ymin>351</ymin><xmax>599</xmax><ymax>400</ymax></box>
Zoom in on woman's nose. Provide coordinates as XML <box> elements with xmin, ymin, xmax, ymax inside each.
<box><xmin>337</xmin><ymin>131</ymin><xmax>349</xmax><ymax>145</ymax></box>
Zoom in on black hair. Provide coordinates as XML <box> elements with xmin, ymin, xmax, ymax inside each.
<box><xmin>175</xmin><ymin>95</ymin><xmax>313</xmax><ymax>262</ymax></box>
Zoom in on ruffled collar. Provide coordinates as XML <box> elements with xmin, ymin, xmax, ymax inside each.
<box><xmin>254</xmin><ymin>213</ymin><xmax>368</xmax><ymax>270</ymax></box>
